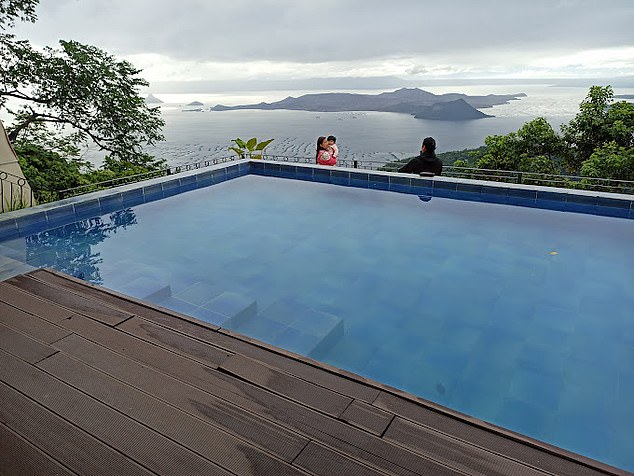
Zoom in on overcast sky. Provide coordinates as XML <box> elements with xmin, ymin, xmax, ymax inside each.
<box><xmin>10</xmin><ymin>0</ymin><xmax>634</xmax><ymax>86</ymax></box>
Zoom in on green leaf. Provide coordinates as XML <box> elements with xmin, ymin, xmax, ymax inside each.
<box><xmin>233</xmin><ymin>138</ymin><xmax>247</xmax><ymax>148</ymax></box>
<box><xmin>246</xmin><ymin>137</ymin><xmax>257</xmax><ymax>151</ymax></box>
<box><xmin>229</xmin><ymin>147</ymin><xmax>244</xmax><ymax>157</ymax></box>
<box><xmin>255</xmin><ymin>138</ymin><xmax>274</xmax><ymax>150</ymax></box>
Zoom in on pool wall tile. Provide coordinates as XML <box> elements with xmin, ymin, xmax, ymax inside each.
<box><xmin>313</xmin><ymin>168</ymin><xmax>332</xmax><ymax>184</ymax></box>
<box><xmin>120</xmin><ymin>189</ymin><xmax>145</xmax><ymax>208</ymax></box>
<box><xmin>250</xmin><ymin>161</ymin><xmax>265</xmax><ymax>174</ymax></box>
<box><xmin>161</xmin><ymin>180</ymin><xmax>181</xmax><ymax>198</ymax></box>
<box><xmin>211</xmin><ymin>169</ymin><xmax>228</xmax><ymax>184</ymax></box>
<box><xmin>196</xmin><ymin>171</ymin><xmax>214</xmax><ymax>188</ymax></box>
<box><xmin>388</xmin><ymin>176</ymin><xmax>412</xmax><ymax>194</ymax></box>
<box><xmin>99</xmin><ymin>193</ymin><xmax>124</xmax><ymax>213</ymax></box>
<box><xmin>178</xmin><ymin>175</ymin><xmax>198</xmax><ymax>193</ymax></box>
<box><xmin>0</xmin><ymin>217</ymin><xmax>20</xmax><ymax>240</ymax></box>
<box><xmin>15</xmin><ymin>211</ymin><xmax>48</xmax><ymax>235</ymax></box>
<box><xmin>278</xmin><ymin>164</ymin><xmax>297</xmax><ymax>179</ymax></box>
<box><xmin>349</xmin><ymin>172</ymin><xmax>369</xmax><ymax>189</ymax></box>
<box><xmin>296</xmin><ymin>167</ymin><xmax>314</xmax><ymax>182</ymax></box>
<box><xmin>369</xmin><ymin>174</ymin><xmax>389</xmax><ymax>191</ymax></box>
<box><xmin>45</xmin><ymin>205</ymin><xmax>75</xmax><ymax>228</ymax></box>
<box><xmin>332</xmin><ymin>170</ymin><xmax>350</xmax><ymax>186</ymax></box>
<box><xmin>142</xmin><ymin>183</ymin><xmax>164</xmax><ymax>202</ymax></box>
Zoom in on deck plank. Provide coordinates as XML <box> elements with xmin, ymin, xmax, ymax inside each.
<box><xmin>219</xmin><ymin>353</ymin><xmax>353</xmax><ymax>418</ymax></box>
<box><xmin>52</xmin><ymin>333</ymin><xmax>310</xmax><ymax>463</ymax></box>
<box><xmin>33</xmin><ymin>268</ymin><xmax>380</xmax><ymax>402</ymax></box>
<box><xmin>116</xmin><ymin>316</ymin><xmax>232</xmax><ymax>368</ymax></box>
<box><xmin>0</xmin><ymin>349</ymin><xmax>234</xmax><ymax>476</ymax></box>
<box><xmin>0</xmin><ymin>300</ymin><xmax>72</xmax><ymax>344</ymax></box>
<box><xmin>0</xmin><ymin>422</ymin><xmax>77</xmax><ymax>476</ymax></box>
<box><xmin>0</xmin><ymin>281</ymin><xmax>75</xmax><ymax>322</ymax></box>
<box><xmin>339</xmin><ymin>400</ymin><xmax>394</xmax><ymax>436</ymax></box>
<box><xmin>5</xmin><ymin>274</ymin><xmax>132</xmax><ymax>326</ymax></box>
<box><xmin>0</xmin><ymin>322</ymin><xmax>57</xmax><ymax>364</ymax></box>
<box><xmin>37</xmin><ymin>351</ymin><xmax>310</xmax><ymax>476</ymax></box>
<box><xmin>383</xmin><ymin>416</ymin><xmax>549</xmax><ymax>476</ymax></box>
<box><xmin>0</xmin><ymin>380</ymin><xmax>155</xmax><ymax>476</ymax></box>
<box><xmin>293</xmin><ymin>441</ymin><xmax>391</xmax><ymax>476</ymax></box>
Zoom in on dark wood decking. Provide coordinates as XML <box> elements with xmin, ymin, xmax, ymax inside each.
<box><xmin>0</xmin><ymin>268</ymin><xmax>629</xmax><ymax>476</ymax></box>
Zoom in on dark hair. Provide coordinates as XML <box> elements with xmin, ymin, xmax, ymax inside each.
<box><xmin>327</xmin><ymin>135</ymin><xmax>336</xmax><ymax>143</ymax></box>
<box><xmin>422</xmin><ymin>136</ymin><xmax>436</xmax><ymax>154</ymax></box>
<box><xmin>316</xmin><ymin>136</ymin><xmax>328</xmax><ymax>160</ymax></box>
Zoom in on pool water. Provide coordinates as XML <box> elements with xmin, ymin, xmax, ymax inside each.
<box><xmin>14</xmin><ymin>175</ymin><xmax>634</xmax><ymax>471</ymax></box>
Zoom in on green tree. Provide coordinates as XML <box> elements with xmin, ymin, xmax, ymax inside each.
<box><xmin>0</xmin><ymin>0</ymin><xmax>167</xmax><ymax>201</ymax></box>
<box><xmin>580</xmin><ymin>142</ymin><xmax>634</xmax><ymax>181</ymax></box>
<box><xmin>0</xmin><ymin>0</ymin><xmax>37</xmax><ymax>29</ymax></box>
<box><xmin>474</xmin><ymin>117</ymin><xmax>563</xmax><ymax>174</ymax></box>
<box><xmin>561</xmin><ymin>85</ymin><xmax>634</xmax><ymax>173</ymax></box>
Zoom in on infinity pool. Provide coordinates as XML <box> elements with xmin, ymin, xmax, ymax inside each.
<box><xmin>8</xmin><ymin>174</ymin><xmax>634</xmax><ymax>471</ymax></box>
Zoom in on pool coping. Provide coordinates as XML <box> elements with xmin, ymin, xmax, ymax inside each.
<box><xmin>0</xmin><ymin>158</ymin><xmax>632</xmax><ymax>242</ymax></box>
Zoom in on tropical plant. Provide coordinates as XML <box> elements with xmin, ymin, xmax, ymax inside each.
<box><xmin>229</xmin><ymin>137</ymin><xmax>274</xmax><ymax>159</ymax></box>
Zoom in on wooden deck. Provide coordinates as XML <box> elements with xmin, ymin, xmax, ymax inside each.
<box><xmin>0</xmin><ymin>268</ymin><xmax>628</xmax><ymax>476</ymax></box>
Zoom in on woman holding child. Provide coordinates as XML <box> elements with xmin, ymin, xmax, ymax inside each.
<box><xmin>316</xmin><ymin>136</ymin><xmax>337</xmax><ymax>166</ymax></box>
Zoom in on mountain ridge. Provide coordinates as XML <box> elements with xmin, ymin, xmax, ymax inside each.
<box><xmin>210</xmin><ymin>87</ymin><xmax>525</xmax><ymax>121</ymax></box>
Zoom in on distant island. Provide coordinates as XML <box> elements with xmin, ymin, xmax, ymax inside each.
<box><xmin>615</xmin><ymin>94</ymin><xmax>634</xmax><ymax>100</ymax></box>
<box><xmin>210</xmin><ymin>87</ymin><xmax>526</xmax><ymax>121</ymax></box>
<box><xmin>186</xmin><ymin>101</ymin><xmax>204</xmax><ymax>106</ymax></box>
<box><xmin>144</xmin><ymin>94</ymin><xmax>163</xmax><ymax>104</ymax></box>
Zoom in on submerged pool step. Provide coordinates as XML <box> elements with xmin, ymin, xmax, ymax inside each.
<box><xmin>226</xmin><ymin>299</ymin><xmax>344</xmax><ymax>357</ymax></box>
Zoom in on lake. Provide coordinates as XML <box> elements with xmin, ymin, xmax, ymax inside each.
<box><xmin>92</xmin><ymin>83</ymin><xmax>634</xmax><ymax>166</ymax></box>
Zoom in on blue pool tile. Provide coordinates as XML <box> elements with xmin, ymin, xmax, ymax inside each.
<box><xmin>331</xmin><ymin>170</ymin><xmax>350</xmax><ymax>186</ymax></box>
<box><xmin>143</xmin><ymin>183</ymin><xmax>164</xmax><ymax>202</ymax></box>
<box><xmin>211</xmin><ymin>169</ymin><xmax>227</xmax><ymax>184</ymax></box>
<box><xmin>369</xmin><ymin>174</ymin><xmax>389</xmax><ymax>191</ymax></box>
<box><xmin>178</xmin><ymin>175</ymin><xmax>198</xmax><ymax>192</ymax></box>
<box><xmin>121</xmin><ymin>188</ymin><xmax>145</xmax><ymax>208</ymax></box>
<box><xmin>536</xmin><ymin>190</ymin><xmax>567</xmax><ymax>203</ymax></box>
<box><xmin>232</xmin><ymin>315</ymin><xmax>287</xmax><ymax>343</ymax></box>
<box><xmin>238</xmin><ymin>162</ymin><xmax>250</xmax><ymax>175</ymax></box>
<box><xmin>161</xmin><ymin>180</ymin><xmax>181</xmax><ymax>198</ymax></box>
<box><xmin>45</xmin><ymin>204</ymin><xmax>75</xmax><ymax>228</ymax></box>
<box><xmin>249</xmin><ymin>161</ymin><xmax>265</xmax><ymax>174</ymax></box>
<box><xmin>188</xmin><ymin>307</ymin><xmax>227</xmax><ymax>327</ymax></box>
<box><xmin>312</xmin><ymin>169</ymin><xmax>332</xmax><ymax>184</ymax></box>
<box><xmin>207</xmin><ymin>291</ymin><xmax>257</xmax><ymax>328</ymax></box>
<box><xmin>175</xmin><ymin>281</ymin><xmax>223</xmax><ymax>307</ymax></box>
<box><xmin>15</xmin><ymin>211</ymin><xmax>47</xmax><ymax>235</ymax></box>
<box><xmin>594</xmin><ymin>205</ymin><xmax>630</xmax><ymax>218</ymax></box>
<box><xmin>0</xmin><ymin>218</ymin><xmax>19</xmax><ymax>240</ymax></box>
<box><xmin>99</xmin><ymin>193</ymin><xmax>124</xmax><ymax>213</ymax></box>
<box><xmin>195</xmin><ymin>171</ymin><xmax>214</xmax><ymax>188</ymax></box>
<box><xmin>457</xmin><ymin>182</ymin><xmax>483</xmax><ymax>195</ymax></box>
<box><xmin>388</xmin><ymin>176</ymin><xmax>411</xmax><ymax>194</ymax></box>
<box><xmin>263</xmin><ymin>163</ymin><xmax>282</xmax><ymax>177</ymax></box>
<box><xmin>350</xmin><ymin>172</ymin><xmax>369</xmax><ymax>189</ymax></box>
<box><xmin>226</xmin><ymin>164</ymin><xmax>240</xmax><ymax>179</ymax></box>
<box><xmin>278</xmin><ymin>164</ymin><xmax>297</xmax><ymax>179</ymax></box>
<box><xmin>272</xmin><ymin>326</ymin><xmax>321</xmax><ymax>356</ymax></box>
<box><xmin>73</xmin><ymin>198</ymin><xmax>101</xmax><ymax>219</ymax></box>
<box><xmin>566</xmin><ymin>193</ymin><xmax>598</xmax><ymax>206</ymax></box>
<box><xmin>295</xmin><ymin>167</ymin><xmax>313</xmax><ymax>181</ymax></box>
<box><xmin>495</xmin><ymin>398</ymin><xmax>551</xmax><ymax>438</ymax></box>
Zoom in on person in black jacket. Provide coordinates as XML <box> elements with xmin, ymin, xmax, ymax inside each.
<box><xmin>398</xmin><ymin>137</ymin><xmax>443</xmax><ymax>175</ymax></box>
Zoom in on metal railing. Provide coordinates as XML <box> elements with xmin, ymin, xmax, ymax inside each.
<box><xmin>262</xmin><ymin>155</ymin><xmax>634</xmax><ymax>194</ymax></box>
<box><xmin>54</xmin><ymin>156</ymin><xmax>239</xmax><ymax>200</ymax></box>
<box><xmin>0</xmin><ymin>170</ymin><xmax>35</xmax><ymax>213</ymax></box>
<box><xmin>4</xmin><ymin>154</ymin><xmax>632</xmax><ymax>214</ymax></box>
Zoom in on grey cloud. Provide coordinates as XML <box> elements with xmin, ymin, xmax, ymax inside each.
<box><xmin>11</xmin><ymin>0</ymin><xmax>634</xmax><ymax>65</ymax></box>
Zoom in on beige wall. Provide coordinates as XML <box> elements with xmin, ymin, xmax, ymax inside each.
<box><xmin>0</xmin><ymin>120</ymin><xmax>34</xmax><ymax>210</ymax></box>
